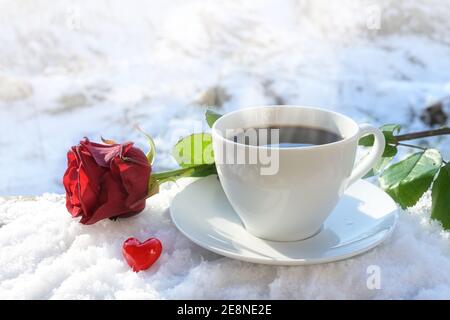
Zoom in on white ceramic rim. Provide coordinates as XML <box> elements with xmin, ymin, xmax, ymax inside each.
<box><xmin>211</xmin><ymin>105</ymin><xmax>361</xmax><ymax>151</ymax></box>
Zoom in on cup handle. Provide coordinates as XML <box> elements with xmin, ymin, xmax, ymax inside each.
<box><xmin>346</xmin><ymin>124</ymin><xmax>386</xmax><ymax>187</ymax></box>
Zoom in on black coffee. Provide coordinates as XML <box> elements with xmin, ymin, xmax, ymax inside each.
<box><xmin>231</xmin><ymin>126</ymin><xmax>342</xmax><ymax>148</ymax></box>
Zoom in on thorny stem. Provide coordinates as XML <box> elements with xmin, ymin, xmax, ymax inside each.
<box><xmin>152</xmin><ymin>163</ymin><xmax>216</xmax><ymax>184</ymax></box>
<box><xmin>392</xmin><ymin>127</ymin><xmax>449</xmax><ymax>164</ymax></box>
<box><xmin>393</xmin><ymin>142</ymin><xmax>448</xmax><ymax>164</ymax></box>
<box><xmin>394</xmin><ymin>142</ymin><xmax>428</xmax><ymax>150</ymax></box>
<box><xmin>152</xmin><ymin>166</ymin><xmax>195</xmax><ymax>180</ymax></box>
<box><xmin>394</xmin><ymin>127</ymin><xmax>450</xmax><ymax>142</ymax></box>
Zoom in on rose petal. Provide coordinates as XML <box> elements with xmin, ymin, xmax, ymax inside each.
<box><xmin>81</xmin><ymin>139</ymin><xmax>132</xmax><ymax>168</ymax></box>
<box><xmin>81</xmin><ymin>172</ymin><xmax>131</xmax><ymax>224</ymax></box>
<box><xmin>63</xmin><ymin>150</ymin><xmax>83</xmax><ymax>217</ymax></box>
<box><xmin>110</xmin><ymin>147</ymin><xmax>150</xmax><ymax>209</ymax></box>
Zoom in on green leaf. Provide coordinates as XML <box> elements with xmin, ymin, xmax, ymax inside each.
<box><xmin>172</xmin><ymin>133</ymin><xmax>214</xmax><ymax>167</ymax></box>
<box><xmin>135</xmin><ymin>125</ymin><xmax>156</xmax><ymax>164</ymax></box>
<box><xmin>205</xmin><ymin>109</ymin><xmax>223</xmax><ymax>128</ymax></box>
<box><xmin>359</xmin><ymin>124</ymin><xmax>400</xmax><ymax>160</ymax></box>
<box><xmin>359</xmin><ymin>124</ymin><xmax>401</xmax><ymax>147</ymax></box>
<box><xmin>381</xmin><ymin>124</ymin><xmax>402</xmax><ymax>144</ymax></box>
<box><xmin>363</xmin><ymin>155</ymin><xmax>395</xmax><ymax>178</ymax></box>
<box><xmin>382</xmin><ymin>144</ymin><xmax>398</xmax><ymax>158</ymax></box>
<box><xmin>148</xmin><ymin>176</ymin><xmax>159</xmax><ymax>197</ymax></box>
<box><xmin>358</xmin><ymin>135</ymin><xmax>373</xmax><ymax>147</ymax></box>
<box><xmin>431</xmin><ymin>164</ymin><xmax>450</xmax><ymax>229</ymax></box>
<box><xmin>379</xmin><ymin>149</ymin><xmax>442</xmax><ymax>208</ymax></box>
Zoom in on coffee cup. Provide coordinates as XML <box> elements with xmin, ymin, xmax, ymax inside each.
<box><xmin>211</xmin><ymin>105</ymin><xmax>385</xmax><ymax>241</ymax></box>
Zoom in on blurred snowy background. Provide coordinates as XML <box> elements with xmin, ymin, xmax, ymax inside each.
<box><xmin>1</xmin><ymin>0</ymin><xmax>450</xmax><ymax>195</ymax></box>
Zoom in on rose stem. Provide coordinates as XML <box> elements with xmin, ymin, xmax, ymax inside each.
<box><xmin>394</xmin><ymin>127</ymin><xmax>450</xmax><ymax>142</ymax></box>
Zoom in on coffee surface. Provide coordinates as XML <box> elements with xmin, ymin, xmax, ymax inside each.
<box><xmin>231</xmin><ymin>125</ymin><xmax>342</xmax><ymax>148</ymax></box>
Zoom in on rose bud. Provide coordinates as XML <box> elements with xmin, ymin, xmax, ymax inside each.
<box><xmin>63</xmin><ymin>138</ymin><xmax>151</xmax><ymax>225</ymax></box>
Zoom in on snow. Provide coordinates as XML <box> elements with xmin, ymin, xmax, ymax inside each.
<box><xmin>1</xmin><ymin>0</ymin><xmax>450</xmax><ymax>299</ymax></box>
<box><xmin>1</xmin><ymin>182</ymin><xmax>450</xmax><ymax>299</ymax></box>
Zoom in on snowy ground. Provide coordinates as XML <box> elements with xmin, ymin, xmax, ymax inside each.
<box><xmin>1</xmin><ymin>181</ymin><xmax>450</xmax><ymax>299</ymax></box>
<box><xmin>1</xmin><ymin>0</ymin><xmax>450</xmax><ymax>299</ymax></box>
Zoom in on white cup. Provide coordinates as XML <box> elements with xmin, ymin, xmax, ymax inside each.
<box><xmin>211</xmin><ymin>105</ymin><xmax>385</xmax><ymax>242</ymax></box>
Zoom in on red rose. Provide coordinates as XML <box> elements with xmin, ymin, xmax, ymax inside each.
<box><xmin>63</xmin><ymin>138</ymin><xmax>151</xmax><ymax>225</ymax></box>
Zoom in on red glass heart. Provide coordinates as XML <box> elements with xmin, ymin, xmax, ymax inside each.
<box><xmin>122</xmin><ymin>237</ymin><xmax>162</xmax><ymax>272</ymax></box>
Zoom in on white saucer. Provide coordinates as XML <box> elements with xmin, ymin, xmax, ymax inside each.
<box><xmin>170</xmin><ymin>175</ymin><xmax>398</xmax><ymax>265</ymax></box>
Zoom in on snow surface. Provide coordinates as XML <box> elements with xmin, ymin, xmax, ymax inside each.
<box><xmin>1</xmin><ymin>0</ymin><xmax>450</xmax><ymax>299</ymax></box>
<box><xmin>1</xmin><ymin>181</ymin><xmax>450</xmax><ymax>299</ymax></box>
